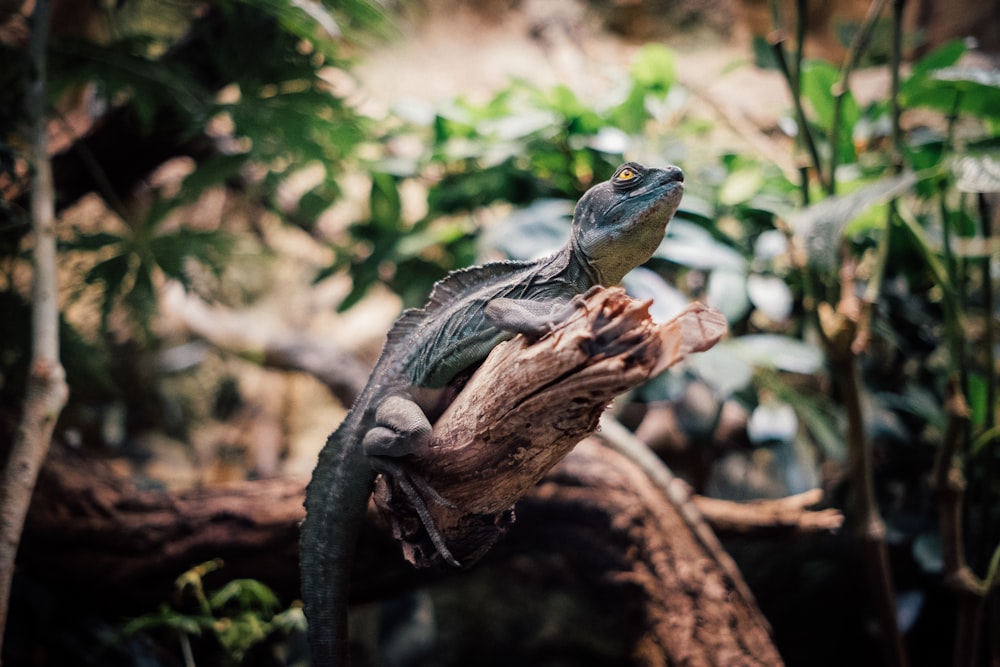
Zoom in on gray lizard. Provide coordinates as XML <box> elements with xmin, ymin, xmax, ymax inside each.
<box><xmin>301</xmin><ymin>161</ymin><xmax>685</xmax><ymax>665</ymax></box>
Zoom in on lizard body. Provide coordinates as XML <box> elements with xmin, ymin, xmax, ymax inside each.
<box><xmin>301</xmin><ymin>161</ymin><xmax>684</xmax><ymax>665</ymax></box>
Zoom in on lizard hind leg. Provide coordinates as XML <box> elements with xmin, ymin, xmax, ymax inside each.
<box><xmin>363</xmin><ymin>394</ymin><xmax>462</xmax><ymax>568</ymax></box>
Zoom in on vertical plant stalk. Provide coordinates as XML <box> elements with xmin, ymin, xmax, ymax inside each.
<box><xmin>0</xmin><ymin>0</ymin><xmax>68</xmax><ymax>656</ymax></box>
<box><xmin>828</xmin><ymin>0</ymin><xmax>887</xmax><ymax>196</ymax></box>
<box><xmin>821</xmin><ymin>249</ymin><xmax>908</xmax><ymax>667</ymax></box>
<box><xmin>929</xmin><ymin>381</ymin><xmax>986</xmax><ymax>667</ymax></box>
<box><xmin>769</xmin><ymin>0</ymin><xmax>829</xmax><ymax>195</ymax></box>
<box><xmin>975</xmin><ymin>194</ymin><xmax>994</xmax><ymax>431</ymax></box>
<box><xmin>889</xmin><ymin>0</ymin><xmax>905</xmax><ymax>170</ymax></box>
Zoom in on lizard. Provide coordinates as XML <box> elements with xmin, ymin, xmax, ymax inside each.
<box><xmin>300</xmin><ymin>161</ymin><xmax>685</xmax><ymax>665</ymax></box>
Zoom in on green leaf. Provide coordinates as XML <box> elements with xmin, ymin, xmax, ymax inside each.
<box><xmin>908</xmin><ymin>40</ymin><xmax>966</xmax><ymax>78</ymax></box>
<box><xmin>369</xmin><ymin>171</ymin><xmax>402</xmax><ymax>230</ymax></box>
<box><xmin>629</xmin><ymin>44</ymin><xmax>676</xmax><ymax>94</ymax></box>
<box><xmin>800</xmin><ymin>60</ymin><xmax>859</xmax><ymax>162</ymax></box>
<box><xmin>719</xmin><ymin>167</ymin><xmax>764</xmax><ymax>206</ymax></box>
<box><xmin>791</xmin><ymin>172</ymin><xmax>917</xmax><ymax>269</ymax></box>
<box><xmin>150</xmin><ymin>229</ymin><xmax>233</xmax><ymax>283</ymax></box>
<box><xmin>800</xmin><ymin>60</ymin><xmax>839</xmax><ymax>129</ymax></box>
<box><xmin>209</xmin><ymin>579</ymin><xmax>281</xmax><ymax>615</ymax></box>
<box><xmin>967</xmin><ymin>373</ymin><xmax>988</xmax><ymax>429</ymax></box>
<box><xmin>66</xmin><ymin>231</ymin><xmax>124</xmax><ymax>251</ymax></box>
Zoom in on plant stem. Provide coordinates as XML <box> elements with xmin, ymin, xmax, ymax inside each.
<box><xmin>0</xmin><ymin>0</ymin><xmax>69</xmax><ymax>657</ymax></box>
<box><xmin>829</xmin><ymin>0</ymin><xmax>887</xmax><ymax>196</ymax></box>
<box><xmin>889</xmin><ymin>0</ymin><xmax>905</xmax><ymax>171</ymax></box>
<box><xmin>769</xmin><ymin>7</ymin><xmax>828</xmax><ymax>195</ymax></box>
<box><xmin>976</xmin><ymin>193</ymin><xmax>996</xmax><ymax>434</ymax></box>
<box><xmin>822</xmin><ymin>246</ymin><xmax>909</xmax><ymax>667</ymax></box>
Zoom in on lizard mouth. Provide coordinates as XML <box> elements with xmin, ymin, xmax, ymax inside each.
<box><xmin>607</xmin><ymin>169</ymin><xmax>684</xmax><ymax>216</ymax></box>
<box><xmin>629</xmin><ymin>168</ymin><xmax>684</xmax><ymax>198</ymax></box>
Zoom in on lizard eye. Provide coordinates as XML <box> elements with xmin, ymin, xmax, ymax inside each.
<box><xmin>612</xmin><ymin>164</ymin><xmax>644</xmax><ymax>191</ymax></box>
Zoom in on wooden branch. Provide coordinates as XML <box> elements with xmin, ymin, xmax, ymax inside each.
<box><xmin>693</xmin><ymin>489</ymin><xmax>844</xmax><ymax>535</ymax></box>
<box><xmin>22</xmin><ymin>436</ymin><xmax>784</xmax><ymax>665</ymax></box>
<box><xmin>530</xmin><ymin>437</ymin><xmax>784</xmax><ymax>666</ymax></box>
<box><xmin>374</xmin><ymin>287</ymin><xmax>728</xmax><ymax>567</ymax></box>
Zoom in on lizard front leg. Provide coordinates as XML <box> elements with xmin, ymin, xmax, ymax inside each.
<box><xmin>484</xmin><ymin>286</ymin><xmax>601</xmax><ymax>336</ymax></box>
<box><xmin>363</xmin><ymin>394</ymin><xmax>461</xmax><ymax>567</ymax></box>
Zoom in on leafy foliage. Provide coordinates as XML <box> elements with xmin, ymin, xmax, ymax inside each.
<box><xmin>121</xmin><ymin>560</ymin><xmax>305</xmax><ymax>666</ymax></box>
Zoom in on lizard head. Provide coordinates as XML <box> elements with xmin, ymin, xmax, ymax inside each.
<box><xmin>571</xmin><ymin>161</ymin><xmax>684</xmax><ymax>285</ymax></box>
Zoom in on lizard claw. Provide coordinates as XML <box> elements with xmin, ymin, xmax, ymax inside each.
<box><xmin>371</xmin><ymin>456</ymin><xmax>462</xmax><ymax>567</ymax></box>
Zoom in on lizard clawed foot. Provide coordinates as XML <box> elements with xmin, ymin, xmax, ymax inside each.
<box><xmin>370</xmin><ymin>456</ymin><xmax>462</xmax><ymax>568</ymax></box>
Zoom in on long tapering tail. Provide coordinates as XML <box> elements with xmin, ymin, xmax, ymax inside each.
<box><xmin>301</xmin><ymin>423</ymin><xmax>376</xmax><ymax>665</ymax></box>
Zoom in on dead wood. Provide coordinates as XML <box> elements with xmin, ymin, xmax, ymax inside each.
<box><xmin>373</xmin><ymin>286</ymin><xmax>727</xmax><ymax>567</ymax></box>
<box><xmin>22</xmin><ymin>434</ymin><xmax>784</xmax><ymax>665</ymax></box>
<box><xmin>693</xmin><ymin>489</ymin><xmax>844</xmax><ymax>535</ymax></box>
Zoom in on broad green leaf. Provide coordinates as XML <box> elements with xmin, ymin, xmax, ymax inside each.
<box><xmin>800</xmin><ymin>60</ymin><xmax>859</xmax><ymax>163</ymax></box>
<box><xmin>655</xmin><ymin>219</ymin><xmax>746</xmax><ymax>271</ymax></box>
<box><xmin>719</xmin><ymin>168</ymin><xmax>764</xmax><ymax>206</ymax></box>
<box><xmin>791</xmin><ymin>172</ymin><xmax>917</xmax><ymax>269</ymax></box>
<box><xmin>800</xmin><ymin>60</ymin><xmax>839</xmax><ymax>130</ymax></box>
<box><xmin>967</xmin><ymin>373</ymin><xmax>989</xmax><ymax>429</ymax></box>
<box><xmin>908</xmin><ymin>40</ymin><xmax>966</xmax><ymax>78</ymax></box>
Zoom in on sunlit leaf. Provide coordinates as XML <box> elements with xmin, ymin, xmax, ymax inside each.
<box><xmin>747</xmin><ymin>274</ymin><xmax>794</xmax><ymax>321</ymax></box>
<box><xmin>687</xmin><ymin>343</ymin><xmax>754</xmax><ymax>397</ymax></box>
<box><xmin>719</xmin><ymin>168</ymin><xmax>764</xmax><ymax>207</ymax></box>
<box><xmin>791</xmin><ymin>172</ymin><xmax>917</xmax><ymax>269</ymax></box>
<box><xmin>655</xmin><ymin>218</ymin><xmax>747</xmax><ymax>271</ymax></box>
<box><xmin>629</xmin><ymin>44</ymin><xmax>676</xmax><ymax>93</ymax></box>
<box><xmin>952</xmin><ymin>154</ymin><xmax>1000</xmax><ymax>193</ymax></box>
<box><xmin>730</xmin><ymin>334</ymin><xmax>825</xmax><ymax>374</ymax></box>
<box><xmin>706</xmin><ymin>268</ymin><xmax>750</xmax><ymax>322</ymax></box>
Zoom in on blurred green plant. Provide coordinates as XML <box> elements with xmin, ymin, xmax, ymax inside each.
<box><xmin>120</xmin><ymin>559</ymin><xmax>305</xmax><ymax>666</ymax></box>
<box><xmin>324</xmin><ymin>44</ymin><xmax>681</xmax><ymax>310</ymax></box>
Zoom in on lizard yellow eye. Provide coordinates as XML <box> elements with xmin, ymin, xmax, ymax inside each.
<box><xmin>617</xmin><ymin>168</ymin><xmax>635</xmax><ymax>180</ymax></box>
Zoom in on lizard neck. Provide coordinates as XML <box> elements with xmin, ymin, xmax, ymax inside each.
<box><xmin>564</xmin><ymin>231</ymin><xmax>611</xmax><ymax>288</ymax></box>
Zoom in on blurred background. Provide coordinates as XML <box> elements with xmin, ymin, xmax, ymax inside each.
<box><xmin>1</xmin><ymin>0</ymin><xmax>998</xmax><ymax>665</ymax></box>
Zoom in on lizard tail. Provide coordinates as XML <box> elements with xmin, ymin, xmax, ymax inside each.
<box><xmin>301</xmin><ymin>424</ymin><xmax>376</xmax><ymax>665</ymax></box>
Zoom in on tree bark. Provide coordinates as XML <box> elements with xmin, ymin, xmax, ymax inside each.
<box><xmin>0</xmin><ymin>0</ymin><xmax>69</xmax><ymax>657</ymax></box>
<box><xmin>21</xmin><ymin>435</ymin><xmax>783</xmax><ymax>665</ymax></box>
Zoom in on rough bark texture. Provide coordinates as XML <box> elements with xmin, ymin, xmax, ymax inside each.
<box><xmin>374</xmin><ymin>287</ymin><xmax>727</xmax><ymax>568</ymax></box>
<box><xmin>21</xmin><ymin>436</ymin><xmax>783</xmax><ymax>665</ymax></box>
